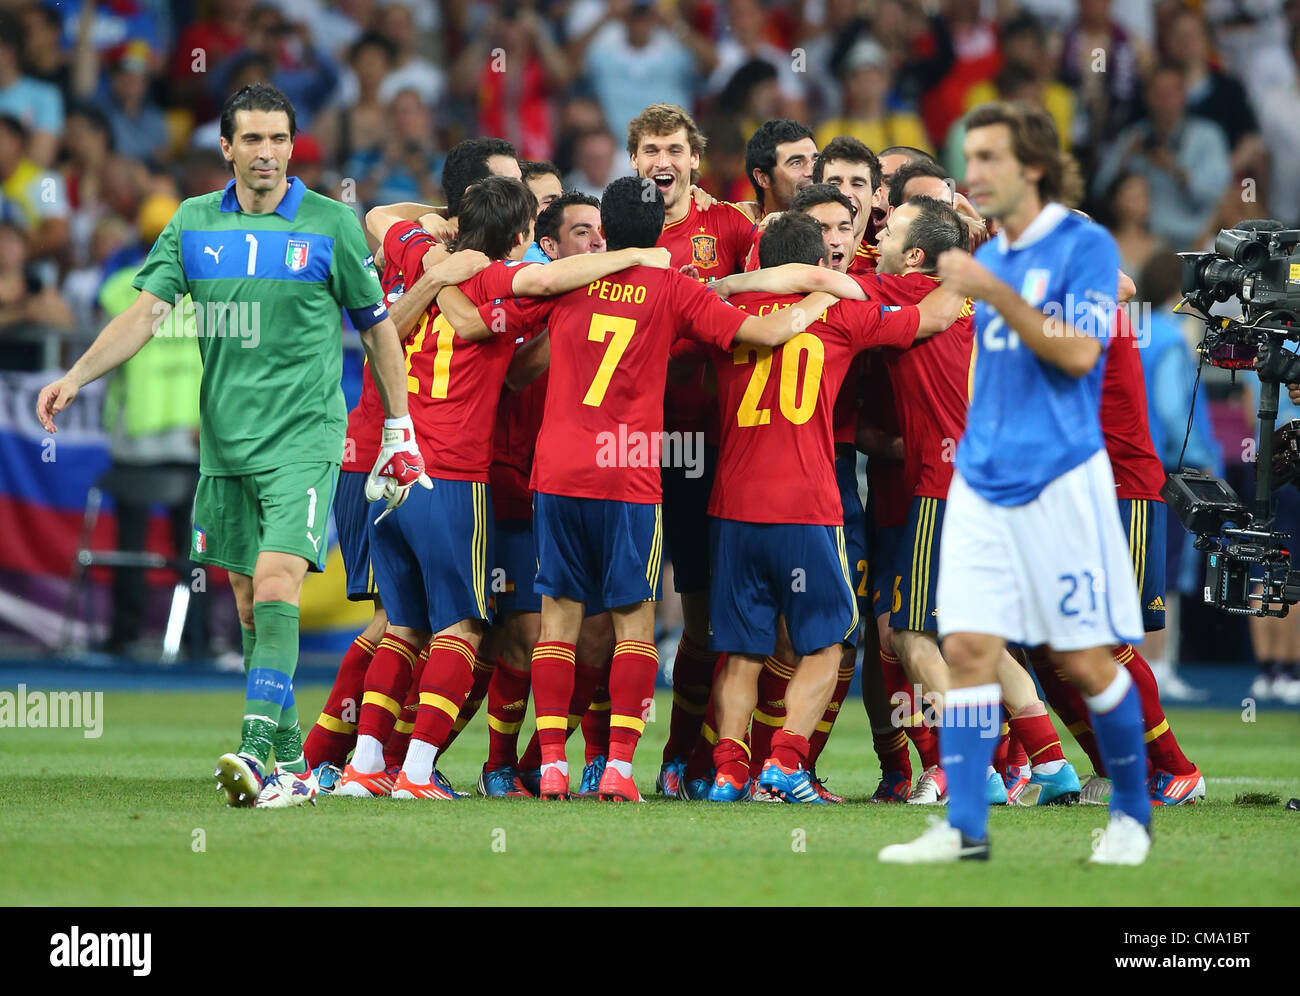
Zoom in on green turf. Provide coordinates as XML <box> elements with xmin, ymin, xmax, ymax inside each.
<box><xmin>1</xmin><ymin>687</ymin><xmax>1297</xmax><ymax>905</ymax></box>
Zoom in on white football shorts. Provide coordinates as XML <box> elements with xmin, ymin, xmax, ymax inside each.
<box><xmin>936</xmin><ymin>448</ymin><xmax>1144</xmax><ymax>650</ymax></box>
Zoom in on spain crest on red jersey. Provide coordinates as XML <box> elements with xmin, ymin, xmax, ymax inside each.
<box><xmin>691</xmin><ymin>234</ymin><xmax>717</xmax><ymax>267</ymax></box>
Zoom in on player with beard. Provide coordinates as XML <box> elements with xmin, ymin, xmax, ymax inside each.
<box><xmin>741</xmin><ymin>119</ymin><xmax>819</xmax><ymax>270</ymax></box>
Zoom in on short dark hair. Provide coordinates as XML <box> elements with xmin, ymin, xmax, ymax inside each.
<box><xmin>0</xmin><ymin>113</ymin><xmax>27</xmax><ymax>143</ymax></box>
<box><xmin>899</xmin><ymin>195</ymin><xmax>967</xmax><ymax>271</ymax></box>
<box><xmin>349</xmin><ymin>31</ymin><xmax>397</xmax><ymax>64</ymax></box>
<box><xmin>536</xmin><ymin>190</ymin><xmax>600</xmax><ymax>246</ymax></box>
<box><xmin>791</xmin><ymin>183</ymin><xmax>855</xmax><ymax>221</ymax></box>
<box><xmin>813</xmin><ymin>135</ymin><xmax>882</xmax><ymax>191</ymax></box>
<box><xmin>745</xmin><ymin>119</ymin><xmax>816</xmax><ymax>209</ymax></box>
<box><xmin>441</xmin><ymin>137</ymin><xmax>518</xmax><ymax>218</ymax></box>
<box><xmin>451</xmin><ymin>176</ymin><xmax>537</xmax><ymax>260</ymax></box>
<box><xmin>964</xmin><ymin>101</ymin><xmax>1082</xmax><ymax>206</ymax></box>
<box><xmin>220</xmin><ymin>83</ymin><xmax>297</xmax><ymax>144</ymax></box>
<box><xmin>520</xmin><ymin>160</ymin><xmax>562</xmax><ymax>185</ymax></box>
<box><xmin>759</xmin><ymin>211</ymin><xmax>828</xmax><ymax>268</ymax></box>
<box><xmin>1001</xmin><ymin>13</ymin><xmax>1046</xmax><ymax>47</ymax></box>
<box><xmin>600</xmin><ymin>176</ymin><xmax>664</xmax><ymax>251</ymax></box>
<box><xmin>878</xmin><ymin>145</ymin><xmax>935</xmax><ymax>164</ymax></box>
<box><xmin>0</xmin><ymin>13</ymin><xmax>20</xmax><ymax>53</ymax></box>
<box><xmin>888</xmin><ymin>158</ymin><xmax>948</xmax><ymax>209</ymax></box>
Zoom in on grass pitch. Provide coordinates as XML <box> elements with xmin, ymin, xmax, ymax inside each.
<box><xmin>2</xmin><ymin>687</ymin><xmax>1297</xmax><ymax>906</ymax></box>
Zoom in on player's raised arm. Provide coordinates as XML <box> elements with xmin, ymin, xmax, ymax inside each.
<box><xmin>507</xmin><ymin>246</ymin><xmax>671</xmax><ymax>297</ymax></box>
<box><xmin>914</xmin><ymin>283</ymin><xmax>970</xmax><ymax>338</ymax></box>
<box><xmin>35</xmin><ymin>289</ymin><xmax>171</xmax><ymax>432</ymax></box>
<box><xmin>937</xmin><ymin>246</ymin><xmax>1106</xmax><ymax>377</ymax></box>
<box><xmin>733</xmin><ymin>291</ymin><xmax>840</xmax><ymax>347</ymax></box>
<box><xmin>711</xmin><ymin>263</ymin><xmax>868</xmax><ymax>301</ymax></box>
<box><xmin>436</xmin><ymin>284</ymin><xmax>492</xmax><ymax>341</ymax></box>
<box><xmin>364</xmin><ymin>202</ymin><xmax>440</xmax><ymax>243</ymax></box>
<box><xmin>386</xmin><ymin>247</ymin><xmax>491</xmax><ymax>339</ymax></box>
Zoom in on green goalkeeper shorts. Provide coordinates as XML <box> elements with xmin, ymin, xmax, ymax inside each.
<box><xmin>191</xmin><ymin>462</ymin><xmax>340</xmax><ymax>577</ymax></box>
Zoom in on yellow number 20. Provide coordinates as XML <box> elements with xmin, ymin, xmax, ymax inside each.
<box><xmin>583</xmin><ymin>313</ymin><xmax>636</xmax><ymax>407</ymax></box>
<box><xmin>731</xmin><ymin>332</ymin><xmax>825</xmax><ymax>427</ymax></box>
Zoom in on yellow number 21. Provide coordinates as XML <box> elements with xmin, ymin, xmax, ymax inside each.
<box><xmin>582</xmin><ymin>313</ymin><xmax>636</xmax><ymax>407</ymax></box>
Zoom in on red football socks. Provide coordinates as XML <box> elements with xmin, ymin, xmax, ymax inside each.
<box><xmin>356</xmin><ymin>634</ymin><xmax>420</xmax><ymax>749</ymax></box>
<box><xmin>807</xmin><ymin>660</ymin><xmax>854</xmax><ymax>769</ymax></box>
<box><xmin>408</xmin><ymin>635</ymin><xmax>478</xmax><ymax>750</ymax></box>
<box><xmin>608</xmin><ymin>639</ymin><xmax>658</xmax><ymax>765</ymax></box>
<box><xmin>304</xmin><ymin>633</ymin><xmax>375</xmax><ymax>768</ymax></box>
<box><xmin>1008</xmin><ymin>702</ymin><xmax>1066</xmax><ymax>767</ymax></box>
<box><xmin>582</xmin><ymin>681</ymin><xmax>610</xmax><ymax>763</ymax></box>
<box><xmin>530</xmin><ymin>641</ymin><xmax>576</xmax><ymax>767</ymax></box>
<box><xmin>749</xmin><ymin>655</ymin><xmax>792</xmax><ymax>780</ymax></box>
<box><xmin>662</xmin><ymin>634</ymin><xmax>717</xmax><ymax>763</ymax></box>
<box><xmin>485</xmin><ymin>658</ymin><xmax>531</xmax><ymax>771</ymax></box>
<box><xmin>440</xmin><ymin>655</ymin><xmax>495</xmax><ymax>755</ymax></box>
<box><xmin>769</xmin><ymin>729</ymin><xmax>810</xmax><ymax>771</ymax></box>
<box><xmin>1117</xmin><ymin>644</ymin><xmax>1197</xmax><ymax>776</ymax></box>
<box><xmin>382</xmin><ymin>643</ymin><xmax>428</xmax><ymax>769</ymax></box>
<box><xmin>712</xmin><ymin>736</ymin><xmax>751</xmax><ymax>787</ymax></box>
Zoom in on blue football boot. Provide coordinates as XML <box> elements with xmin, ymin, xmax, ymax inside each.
<box><xmin>757</xmin><ymin>759</ymin><xmax>827</xmax><ymax>804</ymax></box>
<box><xmin>578</xmin><ymin>755</ymin><xmax>607</xmax><ymax>797</ymax></box>
<box><xmin>1015</xmin><ymin>762</ymin><xmax>1081</xmax><ymax>806</ymax></box>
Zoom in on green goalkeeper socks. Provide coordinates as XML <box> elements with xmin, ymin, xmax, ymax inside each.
<box><xmin>272</xmin><ymin>697</ymin><xmax>309</xmax><ymax>774</ymax></box>
<box><xmin>239</xmin><ymin>601</ymin><xmax>300</xmax><ymax>767</ymax></box>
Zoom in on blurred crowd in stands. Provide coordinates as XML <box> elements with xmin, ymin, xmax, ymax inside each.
<box><xmin>5</xmin><ymin>0</ymin><xmax>1300</xmax><ymax>368</ymax></box>
<box><xmin>4</xmin><ymin>0</ymin><xmax>1300</xmax><ymax>682</ymax></box>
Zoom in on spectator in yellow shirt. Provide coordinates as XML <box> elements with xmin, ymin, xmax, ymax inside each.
<box><xmin>963</xmin><ymin>15</ymin><xmax>1075</xmax><ymax>149</ymax></box>
<box><xmin>814</xmin><ymin>39</ymin><xmax>931</xmax><ymax>157</ymax></box>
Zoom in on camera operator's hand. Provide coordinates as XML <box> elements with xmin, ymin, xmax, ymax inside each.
<box><xmin>1288</xmin><ymin>383</ymin><xmax>1300</xmax><ymax>407</ymax></box>
<box><xmin>1256</xmin><ymin>339</ymin><xmax>1300</xmax><ymax>386</ymax></box>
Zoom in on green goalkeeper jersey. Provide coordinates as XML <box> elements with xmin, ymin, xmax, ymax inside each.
<box><xmin>133</xmin><ymin>177</ymin><xmax>388</xmax><ymax>476</ymax></box>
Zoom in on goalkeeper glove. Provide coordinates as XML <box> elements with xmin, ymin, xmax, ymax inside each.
<box><xmin>366</xmin><ymin>415</ymin><xmax>432</xmax><ymax>522</ymax></box>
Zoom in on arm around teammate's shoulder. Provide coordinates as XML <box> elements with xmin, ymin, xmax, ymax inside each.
<box><xmin>508</xmin><ymin>246</ymin><xmax>671</xmax><ymax>297</ymax></box>
<box><xmin>734</xmin><ymin>291</ymin><xmax>839</xmax><ymax>347</ymax></box>
<box><xmin>35</xmin><ymin>289</ymin><xmax>171</xmax><ymax>432</ymax></box>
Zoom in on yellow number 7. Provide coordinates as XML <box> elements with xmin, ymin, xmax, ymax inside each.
<box><xmin>582</xmin><ymin>313</ymin><xmax>636</xmax><ymax>407</ymax></box>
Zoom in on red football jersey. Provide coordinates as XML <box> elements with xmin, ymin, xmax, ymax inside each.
<box><xmin>1101</xmin><ymin>308</ymin><xmax>1166</xmax><ymax>501</ymax></box>
<box><xmin>708</xmin><ymin>293</ymin><xmax>920</xmax><ymax>525</ymax></box>
<box><xmin>518</xmin><ymin>267</ymin><xmax>748</xmax><ymax>503</ymax></box>
<box><xmin>657</xmin><ymin>199</ymin><xmax>754</xmax><ymax>276</ymax></box>
<box><xmin>847</xmin><ymin>238</ymin><xmax>879</xmax><ymax>275</ymax></box>
<box><xmin>389</xmin><ymin>237</ymin><xmax>550</xmax><ymax>480</ymax></box>
<box><xmin>860</xmin><ymin>359</ymin><xmax>910</xmax><ymax>529</ymax></box>
<box><xmin>491</xmin><ymin>365</ymin><xmax>548</xmax><ymax>521</ymax></box>
<box><xmin>868</xmin><ymin>271</ymin><xmax>975</xmax><ymax>499</ymax></box>
<box><xmin>659</xmin><ymin>200</ymin><xmax>754</xmax><ymax>438</ymax></box>
<box><xmin>342</xmin><ymin>219</ymin><xmax>437</xmax><ymax>472</ymax></box>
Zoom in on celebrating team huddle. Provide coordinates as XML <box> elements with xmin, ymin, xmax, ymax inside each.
<box><xmin>38</xmin><ymin>83</ymin><xmax>1208</xmax><ymax>868</ymax></box>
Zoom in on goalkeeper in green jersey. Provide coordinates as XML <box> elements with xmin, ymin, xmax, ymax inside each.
<box><xmin>36</xmin><ymin>84</ymin><xmax>448</xmax><ymax>808</ymax></box>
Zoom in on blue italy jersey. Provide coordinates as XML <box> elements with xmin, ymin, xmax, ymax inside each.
<box><xmin>956</xmin><ymin>203</ymin><xmax>1118</xmax><ymax>505</ymax></box>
